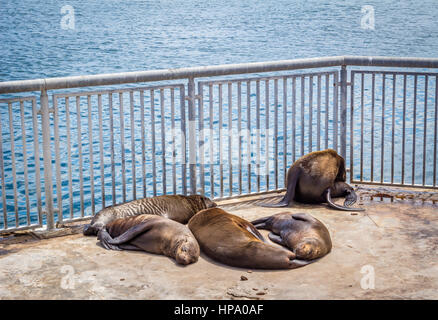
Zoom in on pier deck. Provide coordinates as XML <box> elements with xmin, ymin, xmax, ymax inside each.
<box><xmin>1</xmin><ymin>186</ymin><xmax>437</xmax><ymax>300</ymax></box>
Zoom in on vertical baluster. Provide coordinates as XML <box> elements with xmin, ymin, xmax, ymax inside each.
<box><xmin>209</xmin><ymin>84</ymin><xmax>214</xmax><ymax>197</ymax></box>
<box><xmin>283</xmin><ymin>77</ymin><xmax>287</xmax><ymax>186</ymax></box>
<box><xmin>108</xmin><ymin>93</ymin><xmax>116</xmax><ymax>204</ymax></box>
<box><xmin>151</xmin><ymin>89</ymin><xmax>157</xmax><ymax>196</ymax></box>
<box><xmin>119</xmin><ymin>93</ymin><xmax>126</xmax><ymax>201</ymax></box>
<box><xmin>171</xmin><ymin>88</ymin><xmax>176</xmax><ymax>194</ymax></box>
<box><xmin>98</xmin><ymin>94</ymin><xmax>105</xmax><ymax>208</ymax></box>
<box><xmin>53</xmin><ymin>97</ymin><xmax>62</xmax><ymax>222</ymax></box>
<box><xmin>20</xmin><ymin>100</ymin><xmax>31</xmax><ymax>224</ymax></box>
<box><xmin>246</xmin><ymin>81</ymin><xmax>251</xmax><ymax>193</ymax></box>
<box><xmin>317</xmin><ymin>75</ymin><xmax>321</xmax><ymax>151</ymax></box>
<box><xmin>292</xmin><ymin>76</ymin><xmax>296</xmax><ymax>162</ymax></box>
<box><xmin>198</xmin><ymin>83</ymin><xmax>205</xmax><ymax>195</ymax></box>
<box><xmin>301</xmin><ymin>76</ymin><xmax>305</xmax><ymax>156</ymax></box>
<box><xmin>381</xmin><ymin>74</ymin><xmax>386</xmax><ymax>183</ymax></box>
<box><xmin>402</xmin><ymin>75</ymin><xmax>407</xmax><ymax>184</ymax></box>
<box><xmin>160</xmin><ymin>89</ymin><xmax>166</xmax><ymax>194</ymax></box>
<box><xmin>237</xmin><ymin>82</ymin><xmax>242</xmax><ymax>194</ymax></box>
<box><xmin>422</xmin><ymin>75</ymin><xmax>428</xmax><ymax>186</ymax></box>
<box><xmin>87</xmin><ymin>95</ymin><xmax>95</xmax><ymax>214</ymax></box>
<box><xmin>309</xmin><ymin>75</ymin><xmax>313</xmax><ymax>153</ymax></box>
<box><xmin>130</xmin><ymin>91</ymin><xmax>136</xmax><ymax>199</ymax></box>
<box><xmin>412</xmin><ymin>75</ymin><xmax>417</xmax><ymax>185</ymax></box>
<box><xmin>140</xmin><ymin>90</ymin><xmax>146</xmax><ymax>197</ymax></box>
<box><xmin>391</xmin><ymin>75</ymin><xmax>396</xmax><ymax>184</ymax></box>
<box><xmin>228</xmin><ymin>82</ymin><xmax>233</xmax><ymax>196</ymax></box>
<box><xmin>265</xmin><ymin>80</ymin><xmax>270</xmax><ymax>190</ymax></box>
<box><xmin>371</xmin><ymin>74</ymin><xmax>375</xmax><ymax>182</ymax></box>
<box><xmin>360</xmin><ymin>73</ymin><xmax>364</xmax><ymax>181</ymax></box>
<box><xmin>8</xmin><ymin>103</ymin><xmax>18</xmax><ymax>226</ymax></box>
<box><xmin>219</xmin><ymin>83</ymin><xmax>224</xmax><ymax>197</ymax></box>
<box><xmin>76</xmin><ymin>96</ymin><xmax>84</xmax><ymax>217</ymax></box>
<box><xmin>256</xmin><ymin>80</ymin><xmax>261</xmax><ymax>192</ymax></box>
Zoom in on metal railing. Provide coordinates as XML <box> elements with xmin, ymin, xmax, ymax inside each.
<box><xmin>0</xmin><ymin>56</ymin><xmax>437</xmax><ymax>233</ymax></box>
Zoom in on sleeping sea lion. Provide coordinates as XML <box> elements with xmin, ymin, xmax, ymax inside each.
<box><xmin>97</xmin><ymin>214</ymin><xmax>200</xmax><ymax>265</ymax></box>
<box><xmin>260</xmin><ymin>149</ymin><xmax>364</xmax><ymax>211</ymax></box>
<box><xmin>83</xmin><ymin>194</ymin><xmax>217</xmax><ymax>236</ymax></box>
<box><xmin>188</xmin><ymin>207</ymin><xmax>312</xmax><ymax>269</ymax></box>
<box><xmin>252</xmin><ymin>212</ymin><xmax>332</xmax><ymax>260</ymax></box>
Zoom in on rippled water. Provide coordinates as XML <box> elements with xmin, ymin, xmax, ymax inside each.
<box><xmin>1</xmin><ymin>0</ymin><xmax>438</xmax><ymax>81</ymax></box>
<box><xmin>1</xmin><ymin>0</ymin><xmax>438</xmax><ymax>228</ymax></box>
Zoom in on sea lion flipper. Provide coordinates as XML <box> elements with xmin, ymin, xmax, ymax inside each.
<box><xmin>118</xmin><ymin>244</ymin><xmax>143</xmax><ymax>251</ymax></box>
<box><xmin>251</xmin><ymin>216</ymin><xmax>270</xmax><ymax>229</ymax></box>
<box><xmin>236</xmin><ymin>220</ymin><xmax>266</xmax><ymax>242</ymax></box>
<box><xmin>268</xmin><ymin>232</ymin><xmax>286</xmax><ymax>246</ymax></box>
<box><xmin>291</xmin><ymin>212</ymin><xmax>315</xmax><ymax>222</ymax></box>
<box><xmin>288</xmin><ymin>258</ymin><xmax>315</xmax><ymax>269</ymax></box>
<box><xmin>326</xmin><ymin>189</ymin><xmax>365</xmax><ymax>212</ymax></box>
<box><xmin>97</xmin><ymin>228</ymin><xmax>123</xmax><ymax>251</ymax></box>
<box><xmin>107</xmin><ymin>220</ymin><xmax>156</xmax><ymax>245</ymax></box>
<box><xmin>344</xmin><ymin>189</ymin><xmax>358</xmax><ymax>207</ymax></box>
<box><xmin>258</xmin><ymin>166</ymin><xmax>301</xmax><ymax>207</ymax></box>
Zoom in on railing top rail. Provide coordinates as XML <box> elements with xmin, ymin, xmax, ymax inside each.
<box><xmin>1</xmin><ymin>55</ymin><xmax>438</xmax><ymax>94</ymax></box>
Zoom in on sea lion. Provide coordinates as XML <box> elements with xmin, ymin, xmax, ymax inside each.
<box><xmin>260</xmin><ymin>149</ymin><xmax>364</xmax><ymax>211</ymax></box>
<box><xmin>83</xmin><ymin>194</ymin><xmax>217</xmax><ymax>236</ymax></box>
<box><xmin>252</xmin><ymin>212</ymin><xmax>332</xmax><ymax>260</ymax></box>
<box><xmin>97</xmin><ymin>214</ymin><xmax>200</xmax><ymax>265</ymax></box>
<box><xmin>188</xmin><ymin>208</ymin><xmax>312</xmax><ymax>269</ymax></box>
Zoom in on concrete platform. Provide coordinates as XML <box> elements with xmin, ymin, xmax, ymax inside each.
<box><xmin>0</xmin><ymin>186</ymin><xmax>437</xmax><ymax>300</ymax></box>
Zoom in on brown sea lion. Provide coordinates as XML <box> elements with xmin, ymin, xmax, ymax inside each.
<box><xmin>252</xmin><ymin>212</ymin><xmax>332</xmax><ymax>260</ymax></box>
<box><xmin>260</xmin><ymin>149</ymin><xmax>364</xmax><ymax>211</ymax></box>
<box><xmin>188</xmin><ymin>208</ymin><xmax>312</xmax><ymax>269</ymax></box>
<box><xmin>97</xmin><ymin>214</ymin><xmax>200</xmax><ymax>265</ymax></box>
<box><xmin>83</xmin><ymin>194</ymin><xmax>217</xmax><ymax>236</ymax></box>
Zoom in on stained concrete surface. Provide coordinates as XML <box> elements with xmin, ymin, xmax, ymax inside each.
<box><xmin>0</xmin><ymin>186</ymin><xmax>437</xmax><ymax>300</ymax></box>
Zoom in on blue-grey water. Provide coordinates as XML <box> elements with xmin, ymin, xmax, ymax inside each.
<box><xmin>1</xmin><ymin>0</ymin><xmax>438</xmax><ymax>228</ymax></box>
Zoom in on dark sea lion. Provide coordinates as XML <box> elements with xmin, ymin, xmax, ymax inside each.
<box><xmin>260</xmin><ymin>149</ymin><xmax>364</xmax><ymax>211</ymax></box>
<box><xmin>97</xmin><ymin>214</ymin><xmax>200</xmax><ymax>265</ymax></box>
<box><xmin>188</xmin><ymin>208</ymin><xmax>312</xmax><ymax>269</ymax></box>
<box><xmin>83</xmin><ymin>194</ymin><xmax>217</xmax><ymax>236</ymax></box>
<box><xmin>252</xmin><ymin>212</ymin><xmax>332</xmax><ymax>260</ymax></box>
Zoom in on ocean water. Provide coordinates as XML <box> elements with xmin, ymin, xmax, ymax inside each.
<box><xmin>1</xmin><ymin>0</ymin><xmax>438</xmax><ymax>228</ymax></box>
<box><xmin>1</xmin><ymin>0</ymin><xmax>438</xmax><ymax>80</ymax></box>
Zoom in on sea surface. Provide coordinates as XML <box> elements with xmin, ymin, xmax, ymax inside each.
<box><xmin>1</xmin><ymin>0</ymin><xmax>438</xmax><ymax>228</ymax></box>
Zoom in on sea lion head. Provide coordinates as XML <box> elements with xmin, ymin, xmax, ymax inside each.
<box><xmin>174</xmin><ymin>236</ymin><xmax>200</xmax><ymax>265</ymax></box>
<box><xmin>294</xmin><ymin>238</ymin><xmax>324</xmax><ymax>260</ymax></box>
<box><xmin>187</xmin><ymin>195</ymin><xmax>217</xmax><ymax>210</ymax></box>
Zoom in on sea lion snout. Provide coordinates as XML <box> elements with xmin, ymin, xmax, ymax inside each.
<box><xmin>175</xmin><ymin>239</ymin><xmax>200</xmax><ymax>265</ymax></box>
<box><xmin>201</xmin><ymin>196</ymin><xmax>217</xmax><ymax>208</ymax></box>
<box><xmin>295</xmin><ymin>239</ymin><xmax>322</xmax><ymax>260</ymax></box>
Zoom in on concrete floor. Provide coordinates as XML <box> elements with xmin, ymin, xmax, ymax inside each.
<box><xmin>0</xmin><ymin>186</ymin><xmax>437</xmax><ymax>300</ymax></box>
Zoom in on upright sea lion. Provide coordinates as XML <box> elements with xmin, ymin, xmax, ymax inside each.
<box><xmin>188</xmin><ymin>208</ymin><xmax>312</xmax><ymax>269</ymax></box>
<box><xmin>83</xmin><ymin>194</ymin><xmax>217</xmax><ymax>236</ymax></box>
<box><xmin>260</xmin><ymin>149</ymin><xmax>364</xmax><ymax>211</ymax></box>
<box><xmin>97</xmin><ymin>215</ymin><xmax>200</xmax><ymax>265</ymax></box>
<box><xmin>252</xmin><ymin>212</ymin><xmax>332</xmax><ymax>260</ymax></box>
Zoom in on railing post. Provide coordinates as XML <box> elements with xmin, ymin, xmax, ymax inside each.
<box><xmin>40</xmin><ymin>89</ymin><xmax>55</xmax><ymax>230</ymax></box>
<box><xmin>187</xmin><ymin>77</ymin><xmax>197</xmax><ymax>194</ymax></box>
<box><xmin>340</xmin><ymin>65</ymin><xmax>348</xmax><ymax>159</ymax></box>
